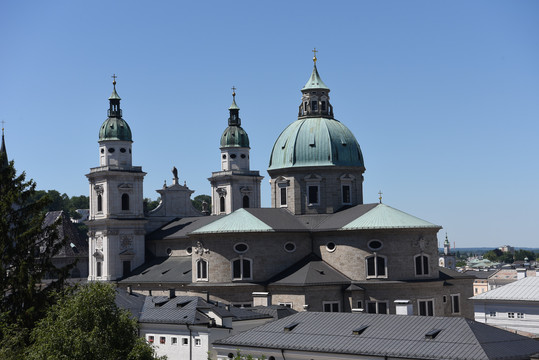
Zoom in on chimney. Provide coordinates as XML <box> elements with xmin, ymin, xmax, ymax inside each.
<box><xmin>168</xmin><ymin>288</ymin><xmax>176</xmax><ymax>299</ymax></box>
<box><xmin>394</xmin><ymin>300</ymin><xmax>413</xmax><ymax>315</ymax></box>
<box><xmin>202</xmin><ymin>290</ymin><xmax>210</xmax><ymax>303</ymax></box>
<box><xmin>127</xmin><ymin>285</ymin><xmax>132</xmax><ymax>295</ymax></box>
<box><xmin>252</xmin><ymin>292</ymin><xmax>271</xmax><ymax>307</ymax></box>
<box><xmin>516</xmin><ymin>268</ymin><xmax>527</xmax><ymax>280</ymax></box>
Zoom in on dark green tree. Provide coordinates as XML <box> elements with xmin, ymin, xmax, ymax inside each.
<box><xmin>0</xmin><ymin>159</ymin><xmax>72</xmax><ymax>356</ymax></box>
<box><xmin>192</xmin><ymin>194</ymin><xmax>211</xmax><ymax>212</ymax></box>
<box><xmin>27</xmin><ymin>282</ymin><xmax>164</xmax><ymax>360</ymax></box>
<box><xmin>143</xmin><ymin>197</ymin><xmax>161</xmax><ymax>214</ymax></box>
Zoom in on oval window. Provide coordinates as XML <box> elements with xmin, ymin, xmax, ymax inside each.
<box><xmin>108</xmin><ymin>148</ymin><xmax>115</xmax><ymax>153</ymax></box>
<box><xmin>120</xmin><ymin>148</ymin><xmax>126</xmax><ymax>153</ymax></box>
<box><xmin>186</xmin><ymin>247</ymin><xmax>193</xmax><ymax>255</ymax></box>
<box><xmin>234</xmin><ymin>243</ymin><xmax>248</xmax><ymax>253</ymax></box>
<box><xmin>222</xmin><ymin>154</ymin><xmax>226</xmax><ymax>159</ymax></box>
<box><xmin>100</xmin><ymin>148</ymin><xmax>104</xmax><ymax>154</ymax></box>
<box><xmin>284</xmin><ymin>242</ymin><xmax>296</xmax><ymax>253</ymax></box>
<box><xmin>326</xmin><ymin>242</ymin><xmax>336</xmax><ymax>252</ymax></box>
<box><xmin>368</xmin><ymin>239</ymin><xmax>383</xmax><ymax>251</ymax></box>
<box><xmin>230</xmin><ymin>154</ymin><xmax>237</xmax><ymax>159</ymax></box>
<box><xmin>241</xmin><ymin>154</ymin><xmax>246</xmax><ymax>159</ymax></box>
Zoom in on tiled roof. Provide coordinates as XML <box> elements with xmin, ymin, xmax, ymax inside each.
<box><xmin>214</xmin><ymin>312</ymin><xmax>539</xmax><ymax>359</ymax></box>
<box><xmin>471</xmin><ymin>276</ymin><xmax>539</xmax><ymax>301</ymax></box>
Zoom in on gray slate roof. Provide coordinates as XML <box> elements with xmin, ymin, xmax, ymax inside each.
<box><xmin>115</xmin><ymin>288</ymin><xmax>146</xmax><ymax>320</ymax></box>
<box><xmin>472</xmin><ymin>276</ymin><xmax>539</xmax><ymax>302</ymax></box>
<box><xmin>214</xmin><ymin>312</ymin><xmax>539</xmax><ymax>360</ymax></box>
<box><xmin>251</xmin><ymin>305</ymin><xmax>298</xmax><ymax>320</ymax></box>
<box><xmin>120</xmin><ymin>256</ymin><xmax>192</xmax><ymax>284</ymax></box>
<box><xmin>148</xmin><ymin>215</ymin><xmax>224</xmax><ymax>240</ymax></box>
<box><xmin>139</xmin><ymin>296</ymin><xmax>271</xmax><ymax>325</ymax></box>
<box><xmin>43</xmin><ymin>211</ymin><xmax>88</xmax><ymax>257</ymax></box>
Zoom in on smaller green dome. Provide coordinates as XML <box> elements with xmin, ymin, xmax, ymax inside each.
<box><xmin>220</xmin><ymin>126</ymin><xmax>249</xmax><ymax>148</ymax></box>
<box><xmin>99</xmin><ymin>117</ymin><xmax>132</xmax><ymax>141</ymax></box>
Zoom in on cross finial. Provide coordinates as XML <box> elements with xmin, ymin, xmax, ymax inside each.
<box><xmin>312</xmin><ymin>48</ymin><xmax>318</xmax><ymax>64</ymax></box>
<box><xmin>111</xmin><ymin>73</ymin><xmax>117</xmax><ymax>86</ymax></box>
<box><xmin>1</xmin><ymin>120</ymin><xmax>5</xmax><ymax>132</ymax></box>
<box><xmin>378</xmin><ymin>190</ymin><xmax>383</xmax><ymax>204</ymax></box>
<box><xmin>231</xmin><ymin>86</ymin><xmax>236</xmax><ymax>98</ymax></box>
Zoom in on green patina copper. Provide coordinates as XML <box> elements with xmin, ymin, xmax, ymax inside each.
<box><xmin>220</xmin><ymin>126</ymin><xmax>250</xmax><ymax>148</ymax></box>
<box><xmin>302</xmin><ymin>64</ymin><xmax>329</xmax><ymax>90</ymax></box>
<box><xmin>341</xmin><ymin>204</ymin><xmax>441</xmax><ymax>230</ymax></box>
<box><xmin>268</xmin><ymin>117</ymin><xmax>364</xmax><ymax>170</ymax></box>
<box><xmin>99</xmin><ymin>117</ymin><xmax>132</xmax><ymax>141</ymax></box>
<box><xmin>192</xmin><ymin>208</ymin><xmax>274</xmax><ymax>233</ymax></box>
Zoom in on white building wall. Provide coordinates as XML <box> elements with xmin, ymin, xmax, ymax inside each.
<box><xmin>474</xmin><ymin>301</ymin><xmax>539</xmax><ymax>335</ymax></box>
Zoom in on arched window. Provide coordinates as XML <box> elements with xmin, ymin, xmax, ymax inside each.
<box><xmin>219</xmin><ymin>196</ymin><xmax>225</xmax><ymax>213</ymax></box>
<box><xmin>415</xmin><ymin>254</ymin><xmax>429</xmax><ymax>276</ymax></box>
<box><xmin>232</xmin><ymin>257</ymin><xmax>252</xmax><ymax>280</ymax></box>
<box><xmin>366</xmin><ymin>254</ymin><xmax>387</xmax><ymax>278</ymax></box>
<box><xmin>242</xmin><ymin>195</ymin><xmax>249</xmax><ymax>208</ymax></box>
<box><xmin>97</xmin><ymin>194</ymin><xmax>103</xmax><ymax>212</ymax></box>
<box><xmin>121</xmin><ymin>194</ymin><xmax>129</xmax><ymax>211</ymax></box>
<box><xmin>196</xmin><ymin>259</ymin><xmax>208</xmax><ymax>280</ymax></box>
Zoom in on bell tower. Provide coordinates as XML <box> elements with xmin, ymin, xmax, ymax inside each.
<box><xmin>86</xmin><ymin>76</ymin><xmax>147</xmax><ymax>281</ymax></box>
<box><xmin>209</xmin><ymin>89</ymin><xmax>263</xmax><ymax>214</ymax></box>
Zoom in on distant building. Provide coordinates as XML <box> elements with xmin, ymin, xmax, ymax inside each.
<box><xmin>463</xmin><ymin>269</ymin><xmax>498</xmax><ymax>296</ymax></box>
<box><xmin>488</xmin><ymin>267</ymin><xmax>537</xmax><ymax>290</ymax></box>
<box><xmin>499</xmin><ymin>245</ymin><xmax>515</xmax><ymax>254</ymax></box>
<box><xmin>438</xmin><ymin>233</ymin><xmax>456</xmax><ymax>270</ymax></box>
<box><xmin>472</xmin><ymin>275</ymin><xmax>539</xmax><ymax>337</ymax></box>
<box><xmin>213</xmin><ymin>311</ymin><xmax>539</xmax><ymax>359</ymax></box>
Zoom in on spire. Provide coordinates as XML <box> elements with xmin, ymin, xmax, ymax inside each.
<box><xmin>108</xmin><ymin>74</ymin><xmax>122</xmax><ymax>118</ymax></box>
<box><xmin>0</xmin><ymin>125</ymin><xmax>8</xmax><ymax>169</ymax></box>
<box><xmin>298</xmin><ymin>50</ymin><xmax>333</xmax><ymax>118</ymax></box>
<box><xmin>302</xmin><ymin>49</ymin><xmax>329</xmax><ymax>91</ymax></box>
<box><xmin>228</xmin><ymin>86</ymin><xmax>241</xmax><ymax>126</ymax></box>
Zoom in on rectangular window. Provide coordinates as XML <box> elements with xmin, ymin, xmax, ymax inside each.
<box><xmin>278</xmin><ymin>302</ymin><xmax>292</xmax><ymax>308</ymax></box>
<box><xmin>280</xmin><ymin>187</ymin><xmax>287</xmax><ymax>206</ymax></box>
<box><xmin>160</xmin><ymin>337</ymin><xmax>166</xmax><ymax>344</ymax></box>
<box><xmin>308</xmin><ymin>185</ymin><xmax>319</xmax><ymax>204</ymax></box>
<box><xmin>182</xmin><ymin>338</ymin><xmax>189</xmax><ymax>346</ymax></box>
<box><xmin>357</xmin><ymin>300</ymin><xmax>363</xmax><ymax>309</ymax></box>
<box><xmin>194</xmin><ymin>338</ymin><xmax>201</xmax><ymax>346</ymax></box>
<box><xmin>311</xmin><ymin>100</ymin><xmax>318</xmax><ymax>111</ymax></box>
<box><xmin>451</xmin><ymin>294</ymin><xmax>460</xmax><ymax>314</ymax></box>
<box><xmin>367</xmin><ymin>301</ymin><xmax>388</xmax><ymax>314</ymax></box>
<box><xmin>508</xmin><ymin>312</ymin><xmax>515</xmax><ymax>318</ymax></box>
<box><xmin>321</xmin><ymin>101</ymin><xmax>326</xmax><ymax>111</ymax></box>
<box><xmin>123</xmin><ymin>260</ymin><xmax>131</xmax><ymax>277</ymax></box>
<box><xmin>489</xmin><ymin>311</ymin><xmax>496</xmax><ymax>317</ymax></box>
<box><xmin>323</xmin><ymin>301</ymin><xmax>340</xmax><ymax>312</ymax></box>
<box><xmin>517</xmin><ymin>312</ymin><xmax>524</xmax><ymax>319</ymax></box>
<box><xmin>233</xmin><ymin>259</ymin><xmax>241</xmax><ymax>279</ymax></box>
<box><xmin>96</xmin><ymin>261</ymin><xmax>102</xmax><ymax>277</ymax></box>
<box><xmin>148</xmin><ymin>336</ymin><xmax>154</xmax><ymax>343</ymax></box>
<box><xmin>172</xmin><ymin>337</ymin><xmax>177</xmax><ymax>345</ymax></box>
<box><xmin>342</xmin><ymin>185</ymin><xmax>351</xmax><ymax>204</ymax></box>
<box><xmin>418</xmin><ymin>300</ymin><xmax>434</xmax><ymax>316</ymax></box>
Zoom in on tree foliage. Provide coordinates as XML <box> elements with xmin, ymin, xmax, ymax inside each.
<box><xmin>29</xmin><ymin>189</ymin><xmax>89</xmax><ymax>219</ymax></box>
<box><xmin>27</xmin><ymin>282</ymin><xmax>164</xmax><ymax>360</ymax></box>
<box><xmin>143</xmin><ymin>197</ymin><xmax>161</xmax><ymax>214</ymax></box>
<box><xmin>0</xmin><ymin>160</ymin><xmax>72</xmax><ymax>356</ymax></box>
<box><xmin>482</xmin><ymin>248</ymin><xmax>537</xmax><ymax>264</ymax></box>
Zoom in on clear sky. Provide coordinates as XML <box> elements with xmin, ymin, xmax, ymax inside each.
<box><xmin>1</xmin><ymin>1</ymin><xmax>538</xmax><ymax>248</ymax></box>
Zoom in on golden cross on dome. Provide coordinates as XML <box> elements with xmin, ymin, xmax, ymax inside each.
<box><xmin>231</xmin><ymin>86</ymin><xmax>236</xmax><ymax>97</ymax></box>
<box><xmin>111</xmin><ymin>73</ymin><xmax>117</xmax><ymax>85</ymax></box>
<box><xmin>312</xmin><ymin>48</ymin><xmax>318</xmax><ymax>63</ymax></box>
<box><xmin>378</xmin><ymin>190</ymin><xmax>383</xmax><ymax>204</ymax></box>
<box><xmin>1</xmin><ymin>119</ymin><xmax>5</xmax><ymax>131</ymax></box>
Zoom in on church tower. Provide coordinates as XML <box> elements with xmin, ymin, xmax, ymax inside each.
<box><xmin>209</xmin><ymin>89</ymin><xmax>263</xmax><ymax>215</ymax></box>
<box><xmin>86</xmin><ymin>77</ymin><xmax>146</xmax><ymax>281</ymax></box>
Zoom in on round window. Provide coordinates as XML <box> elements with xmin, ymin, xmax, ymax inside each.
<box><xmin>241</xmin><ymin>154</ymin><xmax>246</xmax><ymax>159</ymax></box>
<box><xmin>368</xmin><ymin>239</ymin><xmax>383</xmax><ymax>251</ymax></box>
<box><xmin>108</xmin><ymin>148</ymin><xmax>115</xmax><ymax>153</ymax></box>
<box><xmin>230</xmin><ymin>154</ymin><xmax>237</xmax><ymax>159</ymax></box>
<box><xmin>120</xmin><ymin>148</ymin><xmax>126</xmax><ymax>153</ymax></box>
<box><xmin>186</xmin><ymin>247</ymin><xmax>193</xmax><ymax>255</ymax></box>
<box><xmin>234</xmin><ymin>243</ymin><xmax>248</xmax><ymax>253</ymax></box>
<box><xmin>222</xmin><ymin>154</ymin><xmax>226</xmax><ymax>159</ymax></box>
<box><xmin>326</xmin><ymin>242</ymin><xmax>336</xmax><ymax>252</ymax></box>
<box><xmin>284</xmin><ymin>242</ymin><xmax>296</xmax><ymax>253</ymax></box>
<box><xmin>100</xmin><ymin>148</ymin><xmax>104</xmax><ymax>154</ymax></box>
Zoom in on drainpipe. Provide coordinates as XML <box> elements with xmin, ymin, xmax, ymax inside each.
<box><xmin>281</xmin><ymin>349</ymin><xmax>286</xmax><ymax>360</ymax></box>
<box><xmin>187</xmin><ymin>324</ymin><xmax>192</xmax><ymax>360</ymax></box>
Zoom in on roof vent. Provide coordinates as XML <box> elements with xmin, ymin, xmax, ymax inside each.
<box><xmin>425</xmin><ymin>329</ymin><xmax>442</xmax><ymax>339</ymax></box>
<box><xmin>177</xmin><ymin>300</ymin><xmax>191</xmax><ymax>308</ymax></box>
<box><xmin>352</xmin><ymin>325</ymin><xmax>369</xmax><ymax>335</ymax></box>
<box><xmin>284</xmin><ymin>322</ymin><xmax>300</xmax><ymax>332</ymax></box>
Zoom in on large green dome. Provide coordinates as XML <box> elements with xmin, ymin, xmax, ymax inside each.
<box><xmin>99</xmin><ymin>117</ymin><xmax>132</xmax><ymax>141</ymax></box>
<box><xmin>268</xmin><ymin>117</ymin><xmax>364</xmax><ymax>170</ymax></box>
<box><xmin>220</xmin><ymin>125</ymin><xmax>250</xmax><ymax>148</ymax></box>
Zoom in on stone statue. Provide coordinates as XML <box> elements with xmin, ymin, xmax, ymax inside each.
<box><xmin>172</xmin><ymin>166</ymin><xmax>178</xmax><ymax>181</ymax></box>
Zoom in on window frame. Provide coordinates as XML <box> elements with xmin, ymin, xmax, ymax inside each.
<box><xmin>366</xmin><ymin>254</ymin><xmax>387</xmax><ymax>279</ymax></box>
<box><xmin>323</xmin><ymin>301</ymin><xmax>340</xmax><ymax>312</ymax></box>
<box><xmin>280</xmin><ymin>186</ymin><xmax>287</xmax><ymax>207</ymax></box>
<box><xmin>121</xmin><ymin>193</ymin><xmax>129</xmax><ymax>211</ymax></box>
<box><xmin>450</xmin><ymin>294</ymin><xmax>460</xmax><ymax>314</ymax></box>
<box><xmin>196</xmin><ymin>258</ymin><xmax>208</xmax><ymax>281</ymax></box>
<box><xmin>366</xmin><ymin>301</ymin><xmax>388</xmax><ymax>314</ymax></box>
<box><xmin>307</xmin><ymin>184</ymin><xmax>320</xmax><ymax>205</ymax></box>
<box><xmin>341</xmin><ymin>184</ymin><xmax>352</xmax><ymax>205</ymax></box>
<box><xmin>231</xmin><ymin>256</ymin><xmax>253</xmax><ymax>281</ymax></box>
<box><xmin>414</xmin><ymin>254</ymin><xmax>430</xmax><ymax>276</ymax></box>
<box><xmin>418</xmin><ymin>299</ymin><xmax>435</xmax><ymax>316</ymax></box>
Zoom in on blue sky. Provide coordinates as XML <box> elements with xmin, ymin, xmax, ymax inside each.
<box><xmin>1</xmin><ymin>1</ymin><xmax>538</xmax><ymax>248</ymax></box>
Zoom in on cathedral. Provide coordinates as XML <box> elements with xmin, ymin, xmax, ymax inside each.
<box><xmin>86</xmin><ymin>55</ymin><xmax>473</xmax><ymax>318</ymax></box>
